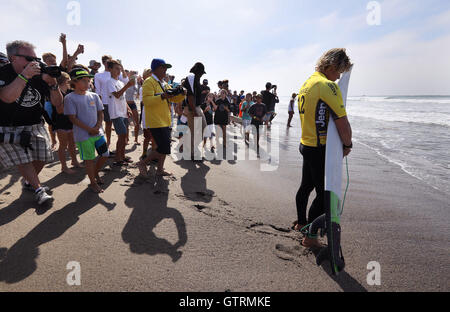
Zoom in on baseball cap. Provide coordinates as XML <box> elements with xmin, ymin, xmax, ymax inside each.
<box><xmin>89</xmin><ymin>60</ymin><xmax>101</xmax><ymax>68</ymax></box>
<box><xmin>151</xmin><ymin>58</ymin><xmax>172</xmax><ymax>71</ymax></box>
<box><xmin>69</xmin><ymin>68</ymin><xmax>95</xmax><ymax>80</ymax></box>
<box><xmin>190</xmin><ymin>62</ymin><xmax>206</xmax><ymax>75</ymax></box>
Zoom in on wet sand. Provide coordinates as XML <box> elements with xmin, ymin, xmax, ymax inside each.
<box><xmin>0</xmin><ymin>126</ymin><xmax>449</xmax><ymax>292</ymax></box>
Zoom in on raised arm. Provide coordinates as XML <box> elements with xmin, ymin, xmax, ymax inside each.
<box><xmin>59</xmin><ymin>33</ymin><xmax>68</xmax><ymax>69</ymax></box>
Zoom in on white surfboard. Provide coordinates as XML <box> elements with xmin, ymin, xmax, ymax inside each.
<box><xmin>325</xmin><ymin>67</ymin><xmax>353</xmax><ymax>208</ymax></box>
<box><xmin>321</xmin><ymin>66</ymin><xmax>353</xmax><ymax>275</ymax></box>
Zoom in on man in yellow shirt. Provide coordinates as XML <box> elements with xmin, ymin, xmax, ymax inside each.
<box><xmin>137</xmin><ymin>59</ymin><xmax>185</xmax><ymax>177</ymax></box>
<box><xmin>293</xmin><ymin>48</ymin><xmax>353</xmax><ymax>248</ymax></box>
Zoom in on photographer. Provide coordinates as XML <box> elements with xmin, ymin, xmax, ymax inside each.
<box><xmin>182</xmin><ymin>62</ymin><xmax>207</xmax><ymax>161</ymax></box>
<box><xmin>137</xmin><ymin>59</ymin><xmax>186</xmax><ymax>177</ymax></box>
<box><xmin>0</xmin><ymin>41</ymin><xmax>63</xmax><ymax>205</ymax></box>
<box><xmin>261</xmin><ymin>82</ymin><xmax>279</xmax><ymax>127</ymax></box>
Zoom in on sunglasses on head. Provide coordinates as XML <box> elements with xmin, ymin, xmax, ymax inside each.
<box><xmin>15</xmin><ymin>54</ymin><xmax>41</xmax><ymax>62</ymax></box>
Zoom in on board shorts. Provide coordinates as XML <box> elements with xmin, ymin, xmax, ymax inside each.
<box><xmin>127</xmin><ymin>101</ymin><xmax>138</xmax><ymax>111</ymax></box>
<box><xmin>112</xmin><ymin>117</ymin><xmax>129</xmax><ymax>135</ymax></box>
<box><xmin>76</xmin><ymin>136</ymin><xmax>109</xmax><ymax>161</ymax></box>
<box><xmin>150</xmin><ymin>127</ymin><xmax>171</xmax><ymax>155</ymax></box>
<box><xmin>0</xmin><ymin>124</ymin><xmax>54</xmax><ymax>168</ymax></box>
<box><xmin>203</xmin><ymin>124</ymin><xmax>215</xmax><ymax>138</ymax></box>
<box><xmin>103</xmin><ymin>105</ymin><xmax>111</xmax><ymax>122</ymax></box>
<box><xmin>242</xmin><ymin>119</ymin><xmax>251</xmax><ymax>132</ymax></box>
<box><xmin>263</xmin><ymin>112</ymin><xmax>273</xmax><ymax>122</ymax></box>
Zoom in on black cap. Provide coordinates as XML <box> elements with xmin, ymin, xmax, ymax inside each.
<box><xmin>190</xmin><ymin>62</ymin><xmax>206</xmax><ymax>75</ymax></box>
<box><xmin>69</xmin><ymin>68</ymin><xmax>95</xmax><ymax>80</ymax></box>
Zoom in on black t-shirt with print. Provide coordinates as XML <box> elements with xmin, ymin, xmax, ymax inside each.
<box><xmin>0</xmin><ymin>63</ymin><xmax>50</xmax><ymax>126</ymax></box>
<box><xmin>214</xmin><ymin>98</ymin><xmax>230</xmax><ymax>125</ymax></box>
<box><xmin>248</xmin><ymin>103</ymin><xmax>267</xmax><ymax>125</ymax></box>
<box><xmin>201</xmin><ymin>102</ymin><xmax>214</xmax><ymax>125</ymax></box>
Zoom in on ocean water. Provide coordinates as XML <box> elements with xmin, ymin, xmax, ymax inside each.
<box><xmin>347</xmin><ymin>95</ymin><xmax>450</xmax><ymax>194</ymax></box>
<box><xmin>269</xmin><ymin>95</ymin><xmax>450</xmax><ymax>194</ymax></box>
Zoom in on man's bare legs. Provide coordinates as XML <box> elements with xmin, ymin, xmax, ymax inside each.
<box><xmin>57</xmin><ymin>131</ymin><xmax>76</xmax><ymax>174</ymax></box>
<box><xmin>105</xmin><ymin>121</ymin><xmax>112</xmax><ymax>149</ymax></box>
<box><xmin>18</xmin><ymin>161</ymin><xmax>44</xmax><ymax>190</ymax></box>
<box><xmin>137</xmin><ymin>150</ymin><xmax>169</xmax><ymax>176</ymax></box>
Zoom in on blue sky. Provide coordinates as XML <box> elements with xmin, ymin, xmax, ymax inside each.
<box><xmin>1</xmin><ymin>0</ymin><xmax>449</xmax><ymax>96</ymax></box>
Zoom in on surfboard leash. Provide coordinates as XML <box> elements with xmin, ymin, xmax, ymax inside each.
<box><xmin>340</xmin><ymin>157</ymin><xmax>350</xmax><ymax>215</ymax></box>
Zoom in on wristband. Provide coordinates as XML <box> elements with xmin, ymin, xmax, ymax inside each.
<box><xmin>49</xmin><ymin>85</ymin><xmax>59</xmax><ymax>91</ymax></box>
<box><xmin>18</xmin><ymin>74</ymin><xmax>29</xmax><ymax>83</ymax></box>
<box><xmin>343</xmin><ymin>142</ymin><xmax>353</xmax><ymax>149</ymax></box>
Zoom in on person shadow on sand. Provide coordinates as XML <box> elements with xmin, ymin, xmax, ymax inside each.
<box><xmin>122</xmin><ymin>176</ymin><xmax>187</xmax><ymax>263</ymax></box>
<box><xmin>175</xmin><ymin>160</ymin><xmax>215</xmax><ymax>203</ymax></box>
<box><xmin>0</xmin><ymin>186</ymin><xmax>117</xmax><ymax>284</ymax></box>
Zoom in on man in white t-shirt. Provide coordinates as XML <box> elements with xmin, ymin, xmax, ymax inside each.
<box><xmin>94</xmin><ymin>55</ymin><xmax>113</xmax><ymax>149</ymax></box>
<box><xmin>94</xmin><ymin>55</ymin><xmax>129</xmax><ymax>151</ymax></box>
<box><xmin>105</xmin><ymin>59</ymin><xmax>134</xmax><ymax>165</ymax></box>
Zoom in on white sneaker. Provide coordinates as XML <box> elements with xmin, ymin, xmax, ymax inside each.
<box><xmin>23</xmin><ymin>181</ymin><xmax>50</xmax><ymax>193</ymax></box>
<box><xmin>35</xmin><ymin>189</ymin><xmax>53</xmax><ymax>205</ymax></box>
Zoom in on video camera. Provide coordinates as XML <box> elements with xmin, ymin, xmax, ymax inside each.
<box><xmin>38</xmin><ymin>61</ymin><xmax>62</xmax><ymax>78</ymax></box>
<box><xmin>165</xmin><ymin>85</ymin><xmax>185</xmax><ymax>97</ymax></box>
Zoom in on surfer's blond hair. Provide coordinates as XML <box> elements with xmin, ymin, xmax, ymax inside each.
<box><xmin>316</xmin><ymin>48</ymin><xmax>352</xmax><ymax>73</ymax></box>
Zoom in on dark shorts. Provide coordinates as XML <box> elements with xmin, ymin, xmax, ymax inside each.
<box><xmin>128</xmin><ymin>102</ymin><xmax>138</xmax><ymax>111</ymax></box>
<box><xmin>103</xmin><ymin>105</ymin><xmax>111</xmax><ymax>122</ymax></box>
<box><xmin>150</xmin><ymin>127</ymin><xmax>171</xmax><ymax>155</ymax></box>
<box><xmin>112</xmin><ymin>117</ymin><xmax>129</xmax><ymax>135</ymax></box>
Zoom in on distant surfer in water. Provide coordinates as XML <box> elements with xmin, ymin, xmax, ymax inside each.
<box><xmin>292</xmin><ymin>48</ymin><xmax>353</xmax><ymax>248</ymax></box>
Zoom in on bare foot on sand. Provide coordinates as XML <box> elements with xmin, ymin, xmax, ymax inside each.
<box><xmin>62</xmin><ymin>167</ymin><xmax>76</xmax><ymax>174</ymax></box>
<box><xmin>72</xmin><ymin>162</ymin><xmax>84</xmax><ymax>168</ymax></box>
<box><xmin>301</xmin><ymin>237</ymin><xmax>325</xmax><ymax>249</ymax></box>
<box><xmin>137</xmin><ymin>161</ymin><xmax>148</xmax><ymax>177</ymax></box>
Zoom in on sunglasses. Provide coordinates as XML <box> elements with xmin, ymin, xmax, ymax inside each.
<box><xmin>15</xmin><ymin>54</ymin><xmax>41</xmax><ymax>62</ymax></box>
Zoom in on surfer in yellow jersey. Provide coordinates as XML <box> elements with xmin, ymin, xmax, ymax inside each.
<box><xmin>292</xmin><ymin>48</ymin><xmax>353</xmax><ymax>248</ymax></box>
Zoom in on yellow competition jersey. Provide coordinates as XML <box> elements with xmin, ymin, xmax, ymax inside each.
<box><xmin>298</xmin><ymin>72</ymin><xmax>347</xmax><ymax>147</ymax></box>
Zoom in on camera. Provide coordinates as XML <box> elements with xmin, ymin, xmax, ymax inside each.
<box><xmin>272</xmin><ymin>85</ymin><xmax>277</xmax><ymax>89</ymax></box>
<box><xmin>38</xmin><ymin>61</ymin><xmax>61</xmax><ymax>78</ymax></box>
<box><xmin>165</xmin><ymin>85</ymin><xmax>185</xmax><ymax>97</ymax></box>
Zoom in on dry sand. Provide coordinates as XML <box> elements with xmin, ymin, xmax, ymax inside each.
<box><xmin>0</xmin><ymin>132</ymin><xmax>449</xmax><ymax>292</ymax></box>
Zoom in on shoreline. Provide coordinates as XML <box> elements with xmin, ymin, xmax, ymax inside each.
<box><xmin>0</xmin><ymin>132</ymin><xmax>449</xmax><ymax>292</ymax></box>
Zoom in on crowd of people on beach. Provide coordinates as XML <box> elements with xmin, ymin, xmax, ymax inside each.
<box><xmin>0</xmin><ymin>34</ymin><xmax>354</xmax><ymax>251</ymax></box>
<box><xmin>0</xmin><ymin>34</ymin><xmax>286</xmax><ymax>203</ymax></box>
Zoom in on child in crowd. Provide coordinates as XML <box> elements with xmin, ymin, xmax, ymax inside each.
<box><xmin>202</xmin><ymin>93</ymin><xmax>216</xmax><ymax>152</ymax></box>
<box><xmin>125</xmin><ymin>70</ymin><xmax>140</xmax><ymax>145</ymax></box>
<box><xmin>106</xmin><ymin>60</ymin><xmax>135</xmax><ymax>166</ymax></box>
<box><xmin>53</xmin><ymin>71</ymin><xmax>83</xmax><ymax>174</ymax></box>
<box><xmin>240</xmin><ymin>93</ymin><xmax>254</xmax><ymax>143</ymax></box>
<box><xmin>248</xmin><ymin>94</ymin><xmax>267</xmax><ymax>156</ymax></box>
<box><xmin>214</xmin><ymin>90</ymin><xmax>231</xmax><ymax>149</ymax></box>
<box><xmin>64</xmin><ymin>69</ymin><xmax>110</xmax><ymax>193</ymax></box>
